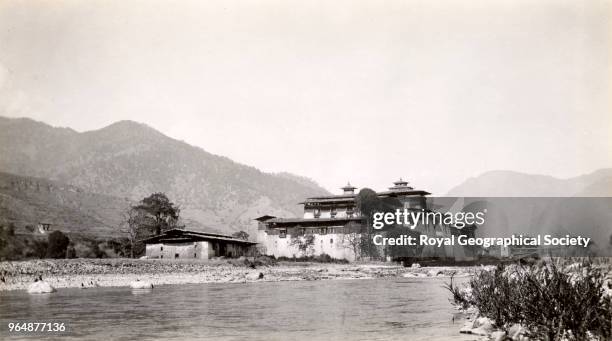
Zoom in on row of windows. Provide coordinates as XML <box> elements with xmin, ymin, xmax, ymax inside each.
<box><xmin>274</xmin><ymin>238</ymin><xmax>334</xmax><ymax>246</ymax></box>
<box><xmin>279</xmin><ymin>227</ymin><xmax>336</xmax><ymax>238</ymax></box>
<box><xmin>311</xmin><ymin>209</ymin><xmax>355</xmax><ymax>218</ymax></box>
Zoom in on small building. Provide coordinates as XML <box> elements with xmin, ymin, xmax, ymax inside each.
<box><xmin>142</xmin><ymin>229</ymin><xmax>257</xmax><ymax>260</ymax></box>
<box><xmin>37</xmin><ymin>222</ymin><xmax>52</xmax><ymax>234</ymax></box>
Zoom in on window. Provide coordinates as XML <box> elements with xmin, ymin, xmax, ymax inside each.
<box><xmin>330</xmin><ymin>238</ymin><xmax>333</xmax><ymax>244</ymax></box>
<box><xmin>279</xmin><ymin>229</ymin><xmax>287</xmax><ymax>238</ymax></box>
<box><xmin>194</xmin><ymin>253</ymin><xmax>197</xmax><ymax>258</ymax></box>
<box><xmin>160</xmin><ymin>246</ymin><xmax>163</xmax><ymax>251</ymax></box>
<box><xmin>314</xmin><ymin>208</ymin><xmax>321</xmax><ymax>218</ymax></box>
<box><xmin>160</xmin><ymin>255</ymin><xmax>163</xmax><ymax>259</ymax></box>
<box><xmin>175</xmin><ymin>253</ymin><xmax>179</xmax><ymax>259</ymax></box>
<box><xmin>329</xmin><ymin>227</ymin><xmax>335</xmax><ymax>234</ymax></box>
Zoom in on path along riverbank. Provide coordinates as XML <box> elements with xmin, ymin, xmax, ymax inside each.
<box><xmin>0</xmin><ymin>258</ymin><xmax>473</xmax><ymax>291</ymax></box>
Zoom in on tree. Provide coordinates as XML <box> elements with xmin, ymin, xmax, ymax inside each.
<box><xmin>232</xmin><ymin>231</ymin><xmax>249</xmax><ymax>241</ymax></box>
<box><xmin>120</xmin><ymin>207</ymin><xmax>149</xmax><ymax>258</ymax></box>
<box><xmin>31</xmin><ymin>239</ymin><xmax>48</xmax><ymax>259</ymax></box>
<box><xmin>133</xmin><ymin>192</ymin><xmax>181</xmax><ymax>235</ymax></box>
<box><xmin>119</xmin><ymin>193</ymin><xmax>181</xmax><ymax>258</ymax></box>
<box><xmin>46</xmin><ymin>231</ymin><xmax>70</xmax><ymax>259</ymax></box>
<box><xmin>290</xmin><ymin>233</ymin><xmax>315</xmax><ymax>257</ymax></box>
<box><xmin>354</xmin><ymin>188</ymin><xmax>383</xmax><ymax>259</ymax></box>
<box><xmin>340</xmin><ymin>224</ymin><xmax>362</xmax><ymax>260</ymax></box>
<box><xmin>66</xmin><ymin>243</ymin><xmax>77</xmax><ymax>258</ymax></box>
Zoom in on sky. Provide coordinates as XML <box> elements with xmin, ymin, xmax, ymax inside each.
<box><xmin>0</xmin><ymin>0</ymin><xmax>610</xmax><ymax>195</ymax></box>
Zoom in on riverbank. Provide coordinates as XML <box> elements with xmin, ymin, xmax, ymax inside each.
<box><xmin>0</xmin><ymin>258</ymin><xmax>473</xmax><ymax>291</ymax></box>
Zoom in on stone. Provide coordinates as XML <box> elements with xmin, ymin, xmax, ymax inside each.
<box><xmin>27</xmin><ymin>281</ymin><xmax>56</xmax><ymax>294</ymax></box>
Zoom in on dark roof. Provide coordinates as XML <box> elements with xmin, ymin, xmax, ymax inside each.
<box><xmin>377</xmin><ymin>189</ymin><xmax>431</xmax><ymax>196</ymax></box>
<box><xmin>304</xmin><ymin>194</ymin><xmax>356</xmax><ymax>200</ymax></box>
<box><xmin>140</xmin><ymin>229</ymin><xmax>257</xmax><ymax>245</ymax></box>
<box><xmin>301</xmin><ymin>189</ymin><xmax>430</xmax><ymax>204</ymax></box>
<box><xmin>301</xmin><ymin>197</ymin><xmax>356</xmax><ymax>204</ymax></box>
<box><xmin>254</xmin><ymin>215</ymin><xmax>276</xmax><ymax>221</ymax></box>
<box><xmin>266</xmin><ymin>216</ymin><xmax>362</xmax><ymax>228</ymax></box>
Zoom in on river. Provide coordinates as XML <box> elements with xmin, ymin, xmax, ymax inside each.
<box><xmin>0</xmin><ymin>277</ymin><xmax>476</xmax><ymax>340</ymax></box>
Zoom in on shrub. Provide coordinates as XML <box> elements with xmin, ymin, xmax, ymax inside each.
<box><xmin>277</xmin><ymin>253</ymin><xmax>349</xmax><ymax>264</ymax></box>
<box><xmin>30</xmin><ymin>239</ymin><xmax>48</xmax><ymax>259</ymax></box>
<box><xmin>446</xmin><ymin>261</ymin><xmax>612</xmax><ymax>340</ymax></box>
<box><xmin>46</xmin><ymin>231</ymin><xmax>70</xmax><ymax>258</ymax></box>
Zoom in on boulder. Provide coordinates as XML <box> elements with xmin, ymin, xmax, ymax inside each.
<box><xmin>491</xmin><ymin>331</ymin><xmax>509</xmax><ymax>340</ymax></box>
<box><xmin>27</xmin><ymin>281</ymin><xmax>56</xmax><ymax>294</ymax></box>
<box><xmin>508</xmin><ymin>324</ymin><xmax>528</xmax><ymax>340</ymax></box>
<box><xmin>427</xmin><ymin>270</ymin><xmax>442</xmax><ymax>277</ymax></box>
<box><xmin>245</xmin><ymin>272</ymin><xmax>264</xmax><ymax>281</ymax></box>
<box><xmin>459</xmin><ymin>316</ymin><xmax>494</xmax><ymax>337</ymax></box>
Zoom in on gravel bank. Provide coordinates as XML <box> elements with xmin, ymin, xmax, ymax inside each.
<box><xmin>0</xmin><ymin>259</ymin><xmax>473</xmax><ymax>291</ymax></box>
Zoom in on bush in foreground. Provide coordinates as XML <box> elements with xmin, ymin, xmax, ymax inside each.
<box><xmin>446</xmin><ymin>261</ymin><xmax>612</xmax><ymax>340</ymax></box>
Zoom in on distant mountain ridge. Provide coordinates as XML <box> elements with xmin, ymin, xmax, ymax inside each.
<box><xmin>447</xmin><ymin>169</ymin><xmax>612</xmax><ymax>196</ymax></box>
<box><xmin>0</xmin><ymin>116</ymin><xmax>330</xmax><ymax>236</ymax></box>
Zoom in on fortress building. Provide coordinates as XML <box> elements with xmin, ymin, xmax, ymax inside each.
<box><xmin>256</xmin><ymin>179</ymin><xmax>475</xmax><ymax>262</ymax></box>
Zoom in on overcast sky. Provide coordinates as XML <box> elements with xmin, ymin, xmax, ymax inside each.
<box><xmin>0</xmin><ymin>0</ymin><xmax>610</xmax><ymax>194</ymax></box>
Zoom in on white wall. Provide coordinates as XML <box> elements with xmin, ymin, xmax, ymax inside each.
<box><xmin>257</xmin><ymin>229</ymin><xmax>357</xmax><ymax>261</ymax></box>
<box><xmin>146</xmin><ymin>241</ymin><xmax>210</xmax><ymax>260</ymax></box>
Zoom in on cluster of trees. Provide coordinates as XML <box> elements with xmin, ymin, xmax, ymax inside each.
<box><xmin>0</xmin><ymin>223</ymin><xmax>71</xmax><ymax>260</ymax></box>
<box><xmin>0</xmin><ymin>222</ymin><xmax>137</xmax><ymax>261</ymax></box>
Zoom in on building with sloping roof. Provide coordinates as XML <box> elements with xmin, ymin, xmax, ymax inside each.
<box><xmin>257</xmin><ymin>179</ymin><xmax>436</xmax><ymax>261</ymax></box>
<box><xmin>142</xmin><ymin>229</ymin><xmax>257</xmax><ymax>260</ymax></box>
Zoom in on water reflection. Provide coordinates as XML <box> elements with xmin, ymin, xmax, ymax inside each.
<box><xmin>131</xmin><ymin>289</ymin><xmax>153</xmax><ymax>295</ymax></box>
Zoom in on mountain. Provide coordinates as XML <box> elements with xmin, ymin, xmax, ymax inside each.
<box><xmin>0</xmin><ymin>116</ymin><xmax>330</xmax><ymax>236</ymax></box>
<box><xmin>0</xmin><ymin>172</ymin><xmax>129</xmax><ymax>237</ymax></box>
<box><xmin>447</xmin><ymin>169</ymin><xmax>612</xmax><ymax>196</ymax></box>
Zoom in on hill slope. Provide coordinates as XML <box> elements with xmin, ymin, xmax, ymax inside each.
<box><xmin>447</xmin><ymin>169</ymin><xmax>612</xmax><ymax>197</ymax></box>
<box><xmin>0</xmin><ymin>172</ymin><xmax>129</xmax><ymax>237</ymax></box>
<box><xmin>0</xmin><ymin>117</ymin><xmax>330</xmax><ymax>236</ymax></box>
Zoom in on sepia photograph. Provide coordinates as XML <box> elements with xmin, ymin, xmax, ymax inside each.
<box><xmin>0</xmin><ymin>1</ymin><xmax>611</xmax><ymax>340</ymax></box>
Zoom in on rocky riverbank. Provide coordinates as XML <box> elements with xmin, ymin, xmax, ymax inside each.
<box><xmin>0</xmin><ymin>258</ymin><xmax>473</xmax><ymax>291</ymax></box>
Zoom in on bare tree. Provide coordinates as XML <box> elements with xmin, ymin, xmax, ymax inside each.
<box><xmin>341</xmin><ymin>232</ymin><xmax>362</xmax><ymax>260</ymax></box>
<box><xmin>119</xmin><ymin>207</ymin><xmax>148</xmax><ymax>258</ymax></box>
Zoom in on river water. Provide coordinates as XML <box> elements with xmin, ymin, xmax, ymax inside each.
<box><xmin>0</xmin><ymin>277</ymin><xmax>476</xmax><ymax>340</ymax></box>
